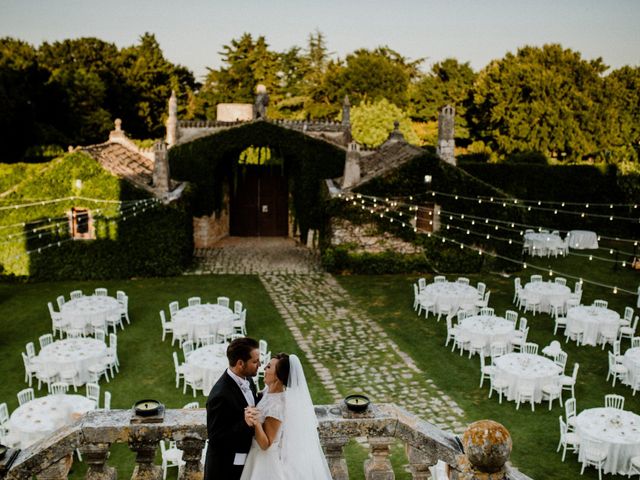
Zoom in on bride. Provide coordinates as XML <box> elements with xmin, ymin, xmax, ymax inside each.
<box><xmin>240</xmin><ymin>353</ymin><xmax>332</xmax><ymax>480</ymax></box>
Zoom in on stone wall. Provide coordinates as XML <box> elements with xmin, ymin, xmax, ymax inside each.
<box><xmin>193</xmin><ymin>192</ymin><xmax>230</xmax><ymax>248</ymax></box>
<box><xmin>331</xmin><ymin>218</ymin><xmax>421</xmax><ymax>254</ymax></box>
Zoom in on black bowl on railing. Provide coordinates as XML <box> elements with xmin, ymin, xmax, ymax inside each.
<box><xmin>344</xmin><ymin>394</ymin><xmax>370</xmax><ymax>413</ymax></box>
<box><xmin>133</xmin><ymin>399</ymin><xmax>161</xmax><ymax>417</ymax></box>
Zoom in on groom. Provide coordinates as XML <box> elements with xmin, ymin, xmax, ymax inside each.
<box><xmin>204</xmin><ymin>337</ymin><xmax>261</xmax><ymax>480</ymax></box>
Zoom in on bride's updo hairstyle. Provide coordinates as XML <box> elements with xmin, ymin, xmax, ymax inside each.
<box><xmin>274</xmin><ymin>353</ymin><xmax>290</xmax><ymax>386</ymax></box>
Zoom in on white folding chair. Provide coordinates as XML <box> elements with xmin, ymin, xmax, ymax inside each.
<box><xmin>86</xmin><ymin>383</ymin><xmax>100</xmax><ymax>408</ymax></box>
<box><xmin>59</xmin><ymin>367</ymin><xmax>80</xmax><ymax>392</ymax></box>
<box><xmin>541</xmin><ymin>378</ymin><xmax>563</xmax><ymax>410</ymax></box>
<box><xmin>106</xmin><ymin>333</ymin><xmax>119</xmax><ymax>375</ymax></box>
<box><xmin>456</xmin><ymin>277</ymin><xmax>469</xmax><ymax>285</ymax></box>
<box><xmin>160</xmin><ymin>440</ymin><xmax>185</xmax><ymax>479</ymax></box>
<box><xmin>479</xmin><ymin>354</ymin><xmax>495</xmax><ymax>388</ymax></box>
<box><xmin>93</xmin><ymin>329</ymin><xmax>106</xmax><ymax>343</ymax></box>
<box><xmin>445</xmin><ymin>317</ymin><xmax>459</xmax><ymax>349</ymax></box>
<box><xmin>633</xmin><ymin>337</ymin><xmax>640</xmax><ymax>348</ymax></box>
<box><xmin>604</xmin><ymin>393</ymin><xmax>624</xmax><ymax>410</ymax></box>
<box><xmin>183</xmin><ymin>401</ymin><xmax>200</xmax><ymax>409</ymax></box>
<box><xmin>50</xmin><ymin>382</ymin><xmax>69</xmax><ymax>395</ymax></box>
<box><xmin>232</xmin><ymin>310</ymin><xmax>247</xmax><ymax>336</ymax></box>
<box><xmin>557</xmin><ymin>416</ymin><xmax>579</xmax><ymax>462</ymax></box>
<box><xmin>188</xmin><ymin>296</ymin><xmax>201</xmax><ymax>306</ymax></box>
<box><xmin>160</xmin><ymin>310</ymin><xmax>174</xmax><ymax>342</ymax></box>
<box><xmin>515</xmin><ymin>379</ymin><xmax>536</xmax><ymax>411</ymax></box>
<box><xmin>488</xmin><ymin>375</ymin><xmax>509</xmax><ymax>404</ymax></box>
<box><xmin>17</xmin><ymin>388</ymin><xmax>34</xmax><ymax>406</ymax></box>
<box><xmin>25</xmin><ymin>342</ymin><xmax>36</xmax><ymax>359</ymax></box>
<box><xmin>505</xmin><ymin>310</ymin><xmax>518</xmax><ymax>324</ymax></box>
<box><xmin>561</xmin><ymin>363</ymin><xmax>579</xmax><ymax>399</ymax></box>
<box><xmin>523</xmin><ymin>342</ymin><xmax>539</xmax><ymax>355</ymax></box>
<box><xmin>580</xmin><ymin>438</ymin><xmax>607</xmax><ymax>480</ymax></box>
<box><xmin>38</xmin><ymin>333</ymin><xmax>53</xmax><ymax>350</ymax></box>
<box><xmin>234</xmin><ymin>301</ymin><xmax>243</xmax><ymax>314</ymax></box>
<box><xmin>619</xmin><ymin>316</ymin><xmax>638</xmax><ymax>343</ymax></box>
<box><xmin>606</xmin><ymin>351</ymin><xmax>627</xmax><ymax>387</ymax></box>
<box><xmin>417</xmin><ymin>278</ymin><xmax>427</xmax><ymax>291</ymax></box>
<box><xmin>169</xmin><ymin>301</ymin><xmax>180</xmax><ymax>319</ymax></box>
<box><xmin>510</xmin><ymin>326</ymin><xmax>529</xmax><ymax>352</ymax></box>
<box><xmin>593</xmin><ymin>299</ymin><xmax>608</xmax><ymax>309</ymax></box>
<box><xmin>479</xmin><ymin>307</ymin><xmax>495</xmax><ymax>317</ymax></box>
<box><xmin>105</xmin><ymin>312</ymin><xmax>124</xmax><ymax>333</ymax></box>
<box><xmin>94</xmin><ymin>288</ymin><xmax>108</xmax><ymax>296</ymax></box>
<box><xmin>554</xmin><ymin>351</ymin><xmax>568</xmax><ymax>373</ymax></box>
<box><xmin>70</xmin><ymin>290</ymin><xmax>83</xmax><ymax>300</ymax></box>
<box><xmin>48</xmin><ymin>302</ymin><xmax>65</xmax><ymax>338</ymax></box>
<box><xmin>217</xmin><ymin>296</ymin><xmax>230</xmax><ymax>308</ymax></box>
<box><xmin>433</xmin><ymin>275</ymin><xmax>446</xmax><ymax>283</ymax></box>
<box><xmin>621</xmin><ymin>306</ymin><xmax>634</xmax><ymax>327</ymax></box>
<box><xmin>530</xmin><ymin>275</ymin><xmax>543</xmax><ymax>283</ymax></box>
<box><xmin>56</xmin><ymin>295</ymin><xmax>66</xmax><ymax>310</ymax></box>
<box><xmin>554</xmin><ymin>277</ymin><xmax>567</xmax><ymax>286</ymax></box>
<box><xmin>21</xmin><ymin>353</ymin><xmax>38</xmax><ymax>387</ymax></box>
<box><xmin>117</xmin><ymin>291</ymin><xmax>130</xmax><ymax>325</ymax></box>
<box><xmin>182</xmin><ymin>341</ymin><xmax>195</xmax><ymax>360</ymax></box>
<box><xmin>564</xmin><ymin>397</ymin><xmax>577</xmax><ymax>431</ymax></box>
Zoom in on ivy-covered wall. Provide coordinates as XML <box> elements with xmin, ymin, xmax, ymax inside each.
<box><xmin>0</xmin><ymin>152</ymin><xmax>193</xmax><ymax>280</ymax></box>
<box><xmin>169</xmin><ymin>122</ymin><xmax>345</xmax><ymax>241</ymax></box>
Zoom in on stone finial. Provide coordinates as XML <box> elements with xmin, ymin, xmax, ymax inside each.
<box><xmin>153</xmin><ymin>140</ymin><xmax>170</xmax><ymax>194</ymax></box>
<box><xmin>254</xmin><ymin>84</ymin><xmax>269</xmax><ymax>120</ymax></box>
<box><xmin>166</xmin><ymin>90</ymin><xmax>179</xmax><ymax>147</ymax></box>
<box><xmin>109</xmin><ymin>119</ymin><xmax>127</xmax><ymax>142</ymax></box>
<box><xmin>381</xmin><ymin>120</ymin><xmax>406</xmax><ymax>146</ymax></box>
<box><xmin>114</xmin><ymin>118</ymin><xmax>122</xmax><ymax>131</ymax></box>
<box><xmin>342</xmin><ymin>95</ymin><xmax>351</xmax><ymax>126</ymax></box>
<box><xmin>456</xmin><ymin>420</ymin><xmax>512</xmax><ymax>479</ymax></box>
<box><xmin>437</xmin><ymin>104</ymin><xmax>456</xmax><ymax>165</ymax></box>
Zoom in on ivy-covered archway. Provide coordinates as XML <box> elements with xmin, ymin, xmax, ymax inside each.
<box><xmin>169</xmin><ymin>121</ymin><xmax>345</xmax><ymax>239</ymax></box>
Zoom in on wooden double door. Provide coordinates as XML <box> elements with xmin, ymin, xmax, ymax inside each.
<box><xmin>230</xmin><ymin>165</ymin><xmax>288</xmax><ymax>236</ymax></box>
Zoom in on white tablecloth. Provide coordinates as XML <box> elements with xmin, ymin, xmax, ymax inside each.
<box><xmin>568</xmin><ymin>230</ymin><xmax>599</xmax><ymax>250</ymax></box>
<box><xmin>457</xmin><ymin>315</ymin><xmax>515</xmax><ymax>353</ymax></box>
<box><xmin>575</xmin><ymin>407</ymin><xmax>640</xmax><ymax>475</ymax></box>
<box><xmin>523</xmin><ymin>232</ymin><xmax>564</xmax><ymax>257</ymax></box>
<box><xmin>60</xmin><ymin>295</ymin><xmax>121</xmax><ymax>332</ymax></box>
<box><xmin>523</xmin><ymin>281</ymin><xmax>571</xmax><ymax>313</ymax></box>
<box><xmin>493</xmin><ymin>353</ymin><xmax>562</xmax><ymax>402</ymax></box>
<box><xmin>34</xmin><ymin>338</ymin><xmax>108</xmax><ymax>385</ymax></box>
<box><xmin>8</xmin><ymin>394</ymin><xmax>96</xmax><ymax>447</ymax></box>
<box><xmin>418</xmin><ymin>282</ymin><xmax>478</xmax><ymax>313</ymax></box>
<box><xmin>172</xmin><ymin>304</ymin><xmax>236</xmax><ymax>343</ymax></box>
<box><xmin>186</xmin><ymin>344</ymin><xmax>228</xmax><ymax>394</ymax></box>
<box><xmin>566</xmin><ymin>306</ymin><xmax>621</xmax><ymax>346</ymax></box>
<box><xmin>623</xmin><ymin>347</ymin><xmax>640</xmax><ymax>388</ymax></box>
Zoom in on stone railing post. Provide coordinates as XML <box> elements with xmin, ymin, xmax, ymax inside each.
<box><xmin>129</xmin><ymin>440</ymin><xmax>162</xmax><ymax>480</ymax></box>
<box><xmin>364</xmin><ymin>437</ymin><xmax>395</xmax><ymax>480</ymax></box>
<box><xmin>81</xmin><ymin>443</ymin><xmax>116</xmax><ymax>480</ymax></box>
<box><xmin>321</xmin><ymin>436</ymin><xmax>349</xmax><ymax>480</ymax></box>
<box><xmin>405</xmin><ymin>444</ymin><xmax>437</xmax><ymax>480</ymax></box>
<box><xmin>35</xmin><ymin>454</ymin><xmax>73</xmax><ymax>480</ymax></box>
<box><xmin>456</xmin><ymin>420</ymin><xmax>512</xmax><ymax>480</ymax></box>
<box><xmin>176</xmin><ymin>437</ymin><xmax>206</xmax><ymax>480</ymax></box>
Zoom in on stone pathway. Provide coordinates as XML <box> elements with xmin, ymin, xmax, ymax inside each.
<box><xmin>260</xmin><ymin>273</ymin><xmax>467</xmax><ymax>434</ymax></box>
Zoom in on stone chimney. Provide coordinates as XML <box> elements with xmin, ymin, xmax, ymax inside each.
<box><xmin>341</xmin><ymin>142</ymin><xmax>361</xmax><ymax>189</ymax></box>
<box><xmin>254</xmin><ymin>84</ymin><xmax>269</xmax><ymax>120</ymax></box>
<box><xmin>165</xmin><ymin>90</ymin><xmax>178</xmax><ymax>147</ymax></box>
<box><xmin>153</xmin><ymin>141</ymin><xmax>170</xmax><ymax>194</ymax></box>
<box><xmin>342</xmin><ymin>95</ymin><xmax>352</xmax><ymax>144</ymax></box>
<box><xmin>437</xmin><ymin>105</ymin><xmax>456</xmax><ymax>165</ymax></box>
<box><xmin>380</xmin><ymin>120</ymin><xmax>407</xmax><ymax>147</ymax></box>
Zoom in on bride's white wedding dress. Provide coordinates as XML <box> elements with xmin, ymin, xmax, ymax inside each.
<box><xmin>239</xmin><ymin>389</ymin><xmax>286</xmax><ymax>480</ymax></box>
<box><xmin>240</xmin><ymin>355</ymin><xmax>332</xmax><ymax>480</ymax></box>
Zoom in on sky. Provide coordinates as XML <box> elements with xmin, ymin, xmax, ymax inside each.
<box><xmin>1</xmin><ymin>0</ymin><xmax>639</xmax><ymax>80</ymax></box>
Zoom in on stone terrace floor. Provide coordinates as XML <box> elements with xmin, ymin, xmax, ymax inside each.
<box><xmin>187</xmin><ymin>237</ymin><xmax>466</xmax><ymax>433</ymax></box>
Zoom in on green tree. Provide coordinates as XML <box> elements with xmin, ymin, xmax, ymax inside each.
<box><xmin>350</xmin><ymin>98</ymin><xmax>419</xmax><ymax>147</ymax></box>
<box><xmin>605</xmin><ymin>66</ymin><xmax>640</xmax><ymax>161</ymax></box>
<box><xmin>469</xmin><ymin>44</ymin><xmax>610</xmax><ymax>160</ymax></box>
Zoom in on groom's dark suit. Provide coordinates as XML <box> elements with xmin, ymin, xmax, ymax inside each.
<box><xmin>204</xmin><ymin>370</ymin><xmax>258</xmax><ymax>480</ymax></box>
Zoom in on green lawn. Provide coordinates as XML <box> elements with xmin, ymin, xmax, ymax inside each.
<box><xmin>337</xmin><ymin>247</ymin><xmax>640</xmax><ymax>480</ymax></box>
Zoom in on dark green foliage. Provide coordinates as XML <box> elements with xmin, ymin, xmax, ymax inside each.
<box><xmin>169</xmin><ymin>121</ymin><xmax>344</xmax><ymax>240</ymax></box>
<box><xmin>321</xmin><ymin>245</ymin><xmax>430</xmax><ymax>274</ymax></box>
<box><xmin>502</xmin><ymin>150</ymin><xmax>548</xmax><ymax>164</ymax></box>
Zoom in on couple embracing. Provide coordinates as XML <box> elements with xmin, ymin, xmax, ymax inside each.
<box><xmin>203</xmin><ymin>337</ymin><xmax>332</xmax><ymax>480</ymax></box>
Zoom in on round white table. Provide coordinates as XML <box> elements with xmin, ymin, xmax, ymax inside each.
<box><xmin>623</xmin><ymin>347</ymin><xmax>640</xmax><ymax>389</ymax></box>
<box><xmin>35</xmin><ymin>338</ymin><xmax>108</xmax><ymax>385</ymax></box>
<box><xmin>566</xmin><ymin>306</ymin><xmax>621</xmax><ymax>346</ymax></box>
<box><xmin>172</xmin><ymin>304</ymin><xmax>236</xmax><ymax>343</ymax></box>
<box><xmin>418</xmin><ymin>282</ymin><xmax>478</xmax><ymax>313</ymax></box>
<box><xmin>493</xmin><ymin>353</ymin><xmax>562</xmax><ymax>402</ymax></box>
<box><xmin>60</xmin><ymin>295</ymin><xmax>121</xmax><ymax>333</ymax></box>
<box><xmin>568</xmin><ymin>230</ymin><xmax>599</xmax><ymax>250</ymax></box>
<box><xmin>186</xmin><ymin>344</ymin><xmax>228</xmax><ymax>394</ymax></box>
<box><xmin>575</xmin><ymin>407</ymin><xmax>640</xmax><ymax>475</ymax></box>
<box><xmin>457</xmin><ymin>315</ymin><xmax>515</xmax><ymax>353</ymax></box>
<box><xmin>523</xmin><ymin>281</ymin><xmax>571</xmax><ymax>314</ymax></box>
<box><xmin>8</xmin><ymin>394</ymin><xmax>95</xmax><ymax>448</ymax></box>
<box><xmin>523</xmin><ymin>232</ymin><xmax>564</xmax><ymax>257</ymax></box>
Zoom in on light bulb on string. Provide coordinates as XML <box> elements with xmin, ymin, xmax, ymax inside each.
<box><xmin>613</xmin><ymin>287</ymin><xmax>618</xmax><ymax>294</ymax></box>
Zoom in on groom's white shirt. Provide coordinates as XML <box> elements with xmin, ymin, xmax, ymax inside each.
<box><xmin>227</xmin><ymin>368</ymin><xmax>255</xmax><ymax>407</ymax></box>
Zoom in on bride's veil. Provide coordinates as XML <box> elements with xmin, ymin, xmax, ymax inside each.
<box><xmin>280</xmin><ymin>354</ymin><xmax>332</xmax><ymax>479</ymax></box>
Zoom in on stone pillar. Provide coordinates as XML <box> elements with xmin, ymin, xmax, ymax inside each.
<box><xmin>405</xmin><ymin>445</ymin><xmax>436</xmax><ymax>480</ymax></box>
<box><xmin>253</xmin><ymin>84</ymin><xmax>269</xmax><ymax>120</ymax></box>
<box><xmin>152</xmin><ymin>141</ymin><xmax>170</xmax><ymax>195</ymax></box>
<box><xmin>35</xmin><ymin>454</ymin><xmax>73</xmax><ymax>480</ymax></box>
<box><xmin>321</xmin><ymin>436</ymin><xmax>349</xmax><ymax>480</ymax></box>
<box><xmin>109</xmin><ymin>119</ymin><xmax>127</xmax><ymax>143</ymax></box>
<box><xmin>81</xmin><ymin>443</ymin><xmax>117</xmax><ymax>480</ymax></box>
<box><xmin>456</xmin><ymin>420</ymin><xmax>512</xmax><ymax>480</ymax></box>
<box><xmin>364</xmin><ymin>437</ymin><xmax>395</xmax><ymax>480</ymax></box>
<box><xmin>436</xmin><ymin>105</ymin><xmax>456</xmax><ymax>166</ymax></box>
<box><xmin>166</xmin><ymin>90</ymin><xmax>178</xmax><ymax>147</ymax></box>
<box><xmin>341</xmin><ymin>142</ymin><xmax>361</xmax><ymax>189</ymax></box>
<box><xmin>129</xmin><ymin>440</ymin><xmax>162</xmax><ymax>480</ymax></box>
<box><xmin>176</xmin><ymin>437</ymin><xmax>205</xmax><ymax>480</ymax></box>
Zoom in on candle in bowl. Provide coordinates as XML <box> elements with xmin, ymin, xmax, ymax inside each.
<box><xmin>134</xmin><ymin>399</ymin><xmax>161</xmax><ymax>417</ymax></box>
<box><xmin>344</xmin><ymin>394</ymin><xmax>370</xmax><ymax>412</ymax></box>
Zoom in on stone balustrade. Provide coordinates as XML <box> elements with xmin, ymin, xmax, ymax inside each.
<box><xmin>3</xmin><ymin>403</ymin><xmax>532</xmax><ymax>480</ymax></box>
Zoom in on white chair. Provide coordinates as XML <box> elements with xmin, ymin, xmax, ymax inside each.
<box><xmin>554</xmin><ymin>313</ymin><xmax>568</xmax><ymax>335</ymax></box>
<box><xmin>554</xmin><ymin>351</ymin><xmax>568</xmax><ymax>373</ymax></box>
<box><xmin>183</xmin><ymin>401</ymin><xmax>200</xmax><ymax>409</ymax></box>
<box><xmin>88</xmin><ymin>360</ymin><xmax>110</xmax><ymax>384</ymax></box>
<box><xmin>90</xmin><ymin>317</ymin><xmax>107</xmax><ymax>337</ymax></box>
<box><xmin>160</xmin><ymin>310</ymin><xmax>174</xmax><ymax>342</ymax></box>
<box><xmin>38</xmin><ymin>333</ymin><xmax>53</xmax><ymax>350</ymax></box>
<box><xmin>561</xmin><ymin>363</ymin><xmax>579</xmax><ymax>399</ymax></box>
<box><xmin>445</xmin><ymin>317</ymin><xmax>459</xmax><ymax>349</ymax></box>
<box><xmin>232</xmin><ymin>310</ymin><xmax>247</xmax><ymax>336</ymax></box>
<box><xmin>433</xmin><ymin>275</ymin><xmax>446</xmax><ymax>283</ymax></box>
<box><xmin>557</xmin><ymin>416</ymin><xmax>579</xmax><ymax>462</ymax></box>
<box><xmin>488</xmin><ymin>375</ymin><xmax>509</xmax><ymax>404</ymax></box>
<box><xmin>490</xmin><ymin>342</ymin><xmax>507</xmax><ymax>359</ymax></box>
<box><xmin>515</xmin><ymin>379</ymin><xmax>536</xmax><ymax>411</ymax></box>
<box><xmin>105</xmin><ymin>312</ymin><xmax>124</xmax><ymax>333</ymax></box>
<box><xmin>456</xmin><ymin>277</ymin><xmax>470</xmax><ymax>285</ymax></box>
<box><xmin>619</xmin><ymin>316</ymin><xmax>639</xmax><ymax>343</ymax></box>
<box><xmin>479</xmin><ymin>355</ymin><xmax>495</xmax><ymax>388</ymax></box>
<box><xmin>417</xmin><ymin>277</ymin><xmax>427</xmax><ymax>291</ymax></box>
<box><xmin>160</xmin><ymin>440</ymin><xmax>185</xmax><ymax>480</ymax></box>
<box><xmin>593</xmin><ymin>299</ymin><xmax>608</xmax><ymax>309</ymax></box>
<box><xmin>523</xmin><ymin>294</ymin><xmax>541</xmax><ymax>316</ymax></box>
<box><xmin>467</xmin><ymin>337</ymin><xmax>486</xmax><ymax>358</ymax></box>
<box><xmin>477</xmin><ymin>282</ymin><xmax>487</xmax><ymax>299</ymax></box>
<box><xmin>606</xmin><ymin>351</ymin><xmax>628</xmax><ymax>387</ymax></box>
<box><xmin>0</xmin><ymin>403</ymin><xmax>9</xmax><ymax>433</ymax></box>
<box><xmin>565</xmin><ymin>397</ymin><xmax>577</xmax><ymax>431</ymax></box>
<box><xmin>182</xmin><ymin>341</ymin><xmax>196</xmax><ymax>360</ymax></box>
<box><xmin>523</xmin><ymin>342</ymin><xmax>539</xmax><ymax>355</ymax></box>
<box><xmin>475</xmin><ymin>291</ymin><xmax>491</xmax><ymax>310</ymax></box>
<box><xmin>549</xmin><ymin>297</ymin><xmax>566</xmax><ymax>319</ymax></box>
<box><xmin>116</xmin><ymin>290</ymin><xmax>130</xmax><ymax>324</ymax></box>
<box><xmin>93</xmin><ymin>329</ymin><xmax>106</xmax><ymax>343</ymax></box>
<box><xmin>633</xmin><ymin>336</ymin><xmax>640</xmax><ymax>348</ymax></box>
<box><xmin>604</xmin><ymin>393</ymin><xmax>624</xmax><ymax>410</ymax></box>
<box><xmin>188</xmin><ymin>296</ymin><xmax>201</xmax><ymax>306</ymax></box>
<box><xmin>479</xmin><ymin>307</ymin><xmax>495</xmax><ymax>317</ymax></box>
<box><xmin>217</xmin><ymin>296</ymin><xmax>230</xmax><ymax>308</ymax></box>
<box><xmin>215</xmin><ymin>324</ymin><xmax>234</xmax><ymax>344</ymax></box>
<box><xmin>25</xmin><ymin>342</ymin><xmax>36</xmax><ymax>359</ymax></box>
<box><xmin>629</xmin><ymin>456</ymin><xmax>640</xmax><ymax>477</ymax></box>
<box><xmin>50</xmin><ymin>382</ymin><xmax>69</xmax><ymax>395</ymax></box>
<box><xmin>103</xmin><ymin>391</ymin><xmax>111</xmax><ymax>411</ymax></box>
<box><xmin>233</xmin><ymin>301</ymin><xmax>243</xmax><ymax>314</ymax></box>
<box><xmin>169</xmin><ymin>301</ymin><xmax>179</xmax><ymax>319</ymax></box>
<box><xmin>512</xmin><ymin>279</ymin><xmax>521</xmax><ymax>304</ymax></box>
<box><xmin>86</xmin><ymin>383</ymin><xmax>100</xmax><ymax>408</ymax></box>
<box><xmin>510</xmin><ymin>327</ymin><xmax>529</xmax><ymax>352</ymax></box>
<box><xmin>580</xmin><ymin>438</ymin><xmax>607</xmax><ymax>480</ymax></box>
<box><xmin>418</xmin><ymin>295</ymin><xmax>436</xmax><ymax>318</ymax></box>
<box><xmin>173</xmin><ymin>351</ymin><xmax>188</xmax><ymax>389</ymax></box>
<box><xmin>94</xmin><ymin>288</ymin><xmax>108</xmax><ymax>296</ymax></box>
<box><xmin>598</xmin><ymin>323</ymin><xmax>619</xmax><ymax>349</ymax></box>
<box><xmin>412</xmin><ymin>284</ymin><xmax>420</xmax><ymax>311</ymax></box>
<box><xmin>48</xmin><ymin>302</ymin><xmax>65</xmax><ymax>338</ymax></box>
<box><xmin>183</xmin><ymin>369</ymin><xmax>203</xmax><ymax>397</ymax></box>
<box><xmin>105</xmin><ymin>333</ymin><xmax>119</xmax><ymax>376</ymax></box>
<box><xmin>59</xmin><ymin>367</ymin><xmax>80</xmax><ymax>392</ymax></box>
<box><xmin>259</xmin><ymin>339</ymin><xmax>270</xmax><ymax>364</ymax></box>
<box><xmin>436</xmin><ymin>303</ymin><xmax>454</xmax><ymax>322</ymax></box>
<box><xmin>65</xmin><ymin>329</ymin><xmax>85</xmax><ymax>339</ymax></box>
<box><xmin>530</xmin><ymin>275</ymin><xmax>543</xmax><ymax>283</ymax></box>
<box><xmin>17</xmin><ymin>388</ymin><xmax>34</xmax><ymax>406</ymax></box>
<box><xmin>541</xmin><ymin>378</ymin><xmax>563</xmax><ymax>410</ymax></box>
<box><xmin>620</xmin><ymin>306</ymin><xmax>634</xmax><ymax>327</ymax></box>
<box><xmin>505</xmin><ymin>310</ymin><xmax>518</xmax><ymax>324</ymax></box>
<box><xmin>21</xmin><ymin>352</ymin><xmax>38</xmax><ymax>387</ymax></box>
<box><xmin>200</xmin><ymin>334</ymin><xmax>217</xmax><ymax>346</ymax></box>
<box><xmin>70</xmin><ymin>290</ymin><xmax>83</xmax><ymax>300</ymax></box>
<box><xmin>554</xmin><ymin>277</ymin><xmax>567</xmax><ymax>286</ymax></box>
<box><xmin>457</xmin><ymin>310</ymin><xmax>469</xmax><ymax>322</ymax></box>
<box><xmin>56</xmin><ymin>295</ymin><xmax>66</xmax><ymax>310</ymax></box>
<box><xmin>36</xmin><ymin>366</ymin><xmax>59</xmax><ymax>391</ymax></box>
<box><xmin>565</xmin><ymin>320</ymin><xmax>584</xmax><ymax>346</ymax></box>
